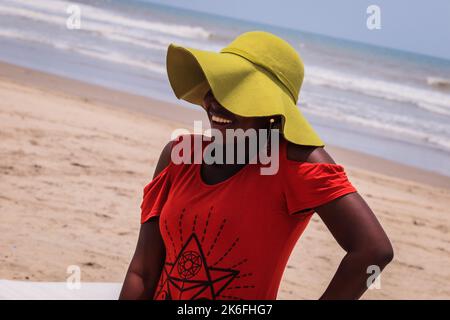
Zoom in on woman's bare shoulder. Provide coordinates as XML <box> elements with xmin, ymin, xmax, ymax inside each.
<box><xmin>153</xmin><ymin>140</ymin><xmax>175</xmax><ymax>178</ymax></box>
<box><xmin>286</xmin><ymin>140</ymin><xmax>336</xmax><ymax>164</ymax></box>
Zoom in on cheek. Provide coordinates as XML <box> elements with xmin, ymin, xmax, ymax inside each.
<box><xmin>235</xmin><ymin>117</ymin><xmax>267</xmax><ymax>131</ymax></box>
<box><xmin>247</xmin><ymin>120</ymin><xmax>267</xmax><ymax>131</ymax></box>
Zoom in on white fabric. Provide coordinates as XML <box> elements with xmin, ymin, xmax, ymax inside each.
<box><xmin>0</xmin><ymin>280</ymin><xmax>122</xmax><ymax>300</ymax></box>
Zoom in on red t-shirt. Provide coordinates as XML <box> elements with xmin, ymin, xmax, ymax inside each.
<box><xmin>140</xmin><ymin>134</ymin><xmax>357</xmax><ymax>300</ymax></box>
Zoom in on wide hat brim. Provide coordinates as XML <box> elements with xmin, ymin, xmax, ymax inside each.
<box><xmin>166</xmin><ymin>44</ymin><xmax>324</xmax><ymax>147</ymax></box>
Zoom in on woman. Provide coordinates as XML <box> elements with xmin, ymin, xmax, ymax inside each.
<box><xmin>119</xmin><ymin>31</ymin><xmax>393</xmax><ymax>300</ymax></box>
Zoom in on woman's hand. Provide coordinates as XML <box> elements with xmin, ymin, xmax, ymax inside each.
<box><xmin>287</xmin><ymin>142</ymin><xmax>394</xmax><ymax>300</ymax></box>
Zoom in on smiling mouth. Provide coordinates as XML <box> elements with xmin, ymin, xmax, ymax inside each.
<box><xmin>209</xmin><ymin>113</ymin><xmax>234</xmax><ymax>126</ymax></box>
<box><xmin>212</xmin><ymin>114</ymin><xmax>232</xmax><ymax>124</ymax></box>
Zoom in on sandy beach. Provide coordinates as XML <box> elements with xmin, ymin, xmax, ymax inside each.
<box><xmin>0</xmin><ymin>62</ymin><xmax>449</xmax><ymax>299</ymax></box>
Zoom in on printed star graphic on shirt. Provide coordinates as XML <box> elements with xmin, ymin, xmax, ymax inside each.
<box><xmin>154</xmin><ymin>233</ymin><xmax>239</xmax><ymax>300</ymax></box>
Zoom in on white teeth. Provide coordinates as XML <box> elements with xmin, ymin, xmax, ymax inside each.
<box><xmin>212</xmin><ymin>115</ymin><xmax>232</xmax><ymax>124</ymax></box>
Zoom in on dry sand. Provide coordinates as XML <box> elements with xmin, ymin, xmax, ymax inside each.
<box><xmin>0</xmin><ymin>63</ymin><xmax>449</xmax><ymax>299</ymax></box>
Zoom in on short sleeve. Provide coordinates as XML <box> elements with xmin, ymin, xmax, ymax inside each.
<box><xmin>282</xmin><ymin>162</ymin><xmax>357</xmax><ymax>215</ymax></box>
<box><xmin>140</xmin><ymin>165</ymin><xmax>172</xmax><ymax>224</ymax></box>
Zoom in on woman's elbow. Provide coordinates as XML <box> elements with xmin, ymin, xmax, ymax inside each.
<box><xmin>367</xmin><ymin>240</ymin><xmax>394</xmax><ymax>268</ymax></box>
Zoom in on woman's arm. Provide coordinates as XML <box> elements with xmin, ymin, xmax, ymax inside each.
<box><xmin>316</xmin><ymin>191</ymin><xmax>393</xmax><ymax>299</ymax></box>
<box><xmin>287</xmin><ymin>143</ymin><xmax>394</xmax><ymax>300</ymax></box>
<box><xmin>119</xmin><ymin>140</ymin><xmax>174</xmax><ymax>300</ymax></box>
<box><xmin>119</xmin><ymin>220</ymin><xmax>165</xmax><ymax>299</ymax></box>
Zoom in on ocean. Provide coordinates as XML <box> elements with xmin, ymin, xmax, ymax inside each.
<box><xmin>1</xmin><ymin>0</ymin><xmax>449</xmax><ymax>176</ymax></box>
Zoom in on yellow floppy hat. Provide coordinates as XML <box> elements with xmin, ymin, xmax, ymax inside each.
<box><xmin>166</xmin><ymin>31</ymin><xmax>324</xmax><ymax>147</ymax></box>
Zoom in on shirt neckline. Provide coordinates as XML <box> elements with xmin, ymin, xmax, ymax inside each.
<box><xmin>196</xmin><ymin>139</ymin><xmax>253</xmax><ymax>188</ymax></box>
<box><xmin>195</xmin><ymin>136</ymin><xmax>285</xmax><ymax>188</ymax></box>
<box><xmin>197</xmin><ymin>161</ymin><xmax>250</xmax><ymax>188</ymax></box>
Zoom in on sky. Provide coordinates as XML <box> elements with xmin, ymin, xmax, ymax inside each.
<box><xmin>144</xmin><ymin>0</ymin><xmax>450</xmax><ymax>60</ymax></box>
